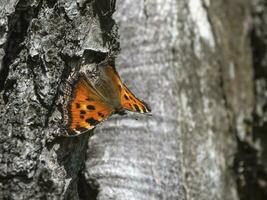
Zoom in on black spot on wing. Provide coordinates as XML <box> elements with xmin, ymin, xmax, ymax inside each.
<box><xmin>124</xmin><ymin>94</ymin><xmax>129</xmax><ymax>100</ymax></box>
<box><xmin>142</xmin><ymin>100</ymin><xmax>151</xmax><ymax>112</ymax></box>
<box><xmin>98</xmin><ymin>112</ymin><xmax>105</xmax><ymax>118</ymax></box>
<box><xmin>80</xmin><ymin>110</ymin><xmax>86</xmax><ymax>115</ymax></box>
<box><xmin>140</xmin><ymin>104</ymin><xmax>146</xmax><ymax>112</ymax></box>
<box><xmin>80</xmin><ymin>115</ymin><xmax>84</xmax><ymax>119</ymax></box>
<box><xmin>118</xmin><ymin>85</ymin><xmax>122</xmax><ymax>92</ymax></box>
<box><xmin>76</xmin><ymin>103</ymin><xmax>80</xmax><ymax>108</ymax></box>
<box><xmin>86</xmin><ymin>118</ymin><xmax>99</xmax><ymax>126</ymax></box>
<box><xmin>87</xmin><ymin>105</ymin><xmax>95</xmax><ymax>110</ymax></box>
<box><xmin>133</xmin><ymin>104</ymin><xmax>141</xmax><ymax>112</ymax></box>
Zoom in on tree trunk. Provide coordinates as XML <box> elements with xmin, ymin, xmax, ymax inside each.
<box><xmin>1</xmin><ymin>0</ymin><xmax>266</xmax><ymax>200</ymax></box>
<box><xmin>0</xmin><ymin>0</ymin><xmax>117</xmax><ymax>199</ymax></box>
<box><xmin>83</xmin><ymin>0</ymin><xmax>254</xmax><ymax>200</ymax></box>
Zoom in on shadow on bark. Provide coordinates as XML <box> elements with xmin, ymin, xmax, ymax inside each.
<box><xmin>77</xmin><ymin>172</ymin><xmax>99</xmax><ymax>200</ymax></box>
<box><xmin>233</xmin><ymin>1</ymin><xmax>267</xmax><ymax>199</ymax></box>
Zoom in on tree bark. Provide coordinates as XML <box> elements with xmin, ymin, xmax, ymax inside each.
<box><xmin>0</xmin><ymin>0</ymin><xmax>117</xmax><ymax>199</ymax></box>
<box><xmin>0</xmin><ymin>0</ymin><xmax>264</xmax><ymax>200</ymax></box>
<box><xmin>83</xmin><ymin>0</ymin><xmax>254</xmax><ymax>200</ymax></box>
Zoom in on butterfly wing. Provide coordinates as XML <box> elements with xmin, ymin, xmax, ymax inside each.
<box><xmin>66</xmin><ymin>74</ymin><xmax>114</xmax><ymax>136</ymax></box>
<box><xmin>120</xmin><ymin>83</ymin><xmax>151</xmax><ymax>113</ymax></box>
<box><xmin>103</xmin><ymin>65</ymin><xmax>151</xmax><ymax>114</ymax></box>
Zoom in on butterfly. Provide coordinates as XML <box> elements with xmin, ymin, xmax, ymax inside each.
<box><xmin>63</xmin><ymin>62</ymin><xmax>151</xmax><ymax>136</ymax></box>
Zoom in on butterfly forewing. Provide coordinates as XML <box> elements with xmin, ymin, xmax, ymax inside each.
<box><xmin>120</xmin><ymin>84</ymin><xmax>151</xmax><ymax>113</ymax></box>
<box><xmin>103</xmin><ymin>65</ymin><xmax>151</xmax><ymax>114</ymax></box>
<box><xmin>68</xmin><ymin>75</ymin><xmax>114</xmax><ymax>135</ymax></box>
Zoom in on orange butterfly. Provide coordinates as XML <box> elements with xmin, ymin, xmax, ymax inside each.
<box><xmin>63</xmin><ymin>63</ymin><xmax>151</xmax><ymax>136</ymax></box>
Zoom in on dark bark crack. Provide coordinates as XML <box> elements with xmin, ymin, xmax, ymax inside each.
<box><xmin>28</xmin><ymin>56</ymin><xmax>50</xmax><ymax>110</ymax></box>
<box><xmin>92</xmin><ymin>0</ymin><xmax>119</xmax><ymax>50</ymax></box>
<box><xmin>233</xmin><ymin>136</ymin><xmax>267</xmax><ymax>200</ymax></box>
<box><xmin>233</xmin><ymin>1</ymin><xmax>267</xmax><ymax>200</ymax></box>
<box><xmin>77</xmin><ymin>172</ymin><xmax>99</xmax><ymax>200</ymax></box>
<box><xmin>0</xmin><ymin>0</ymin><xmax>43</xmax><ymax>91</ymax></box>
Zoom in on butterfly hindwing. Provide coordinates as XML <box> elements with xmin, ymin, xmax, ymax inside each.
<box><xmin>68</xmin><ymin>75</ymin><xmax>114</xmax><ymax>136</ymax></box>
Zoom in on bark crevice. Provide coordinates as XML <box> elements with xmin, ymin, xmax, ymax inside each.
<box><xmin>233</xmin><ymin>1</ymin><xmax>267</xmax><ymax>199</ymax></box>
<box><xmin>0</xmin><ymin>0</ymin><xmax>42</xmax><ymax>91</ymax></box>
<box><xmin>77</xmin><ymin>172</ymin><xmax>99</xmax><ymax>200</ymax></box>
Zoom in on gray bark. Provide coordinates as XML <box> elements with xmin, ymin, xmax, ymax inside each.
<box><xmin>0</xmin><ymin>0</ymin><xmax>117</xmax><ymax>199</ymax></box>
<box><xmin>0</xmin><ymin>0</ymin><xmax>264</xmax><ymax>200</ymax></box>
<box><xmin>84</xmin><ymin>0</ymin><xmax>254</xmax><ymax>200</ymax></box>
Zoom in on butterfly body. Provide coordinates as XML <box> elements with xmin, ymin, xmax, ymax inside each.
<box><xmin>63</xmin><ymin>63</ymin><xmax>151</xmax><ymax>136</ymax></box>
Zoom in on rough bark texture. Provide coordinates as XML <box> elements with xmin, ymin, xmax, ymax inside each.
<box><xmin>0</xmin><ymin>0</ymin><xmax>117</xmax><ymax>199</ymax></box>
<box><xmin>0</xmin><ymin>0</ymin><xmax>266</xmax><ymax>200</ymax></box>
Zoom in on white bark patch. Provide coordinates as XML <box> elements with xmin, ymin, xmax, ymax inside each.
<box><xmin>188</xmin><ymin>0</ymin><xmax>215</xmax><ymax>56</ymax></box>
<box><xmin>62</xmin><ymin>0</ymin><xmax>78</xmax><ymax>19</ymax></box>
<box><xmin>229</xmin><ymin>62</ymin><xmax>235</xmax><ymax>80</ymax></box>
<box><xmin>236</xmin><ymin>114</ymin><xmax>246</xmax><ymax>141</ymax></box>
